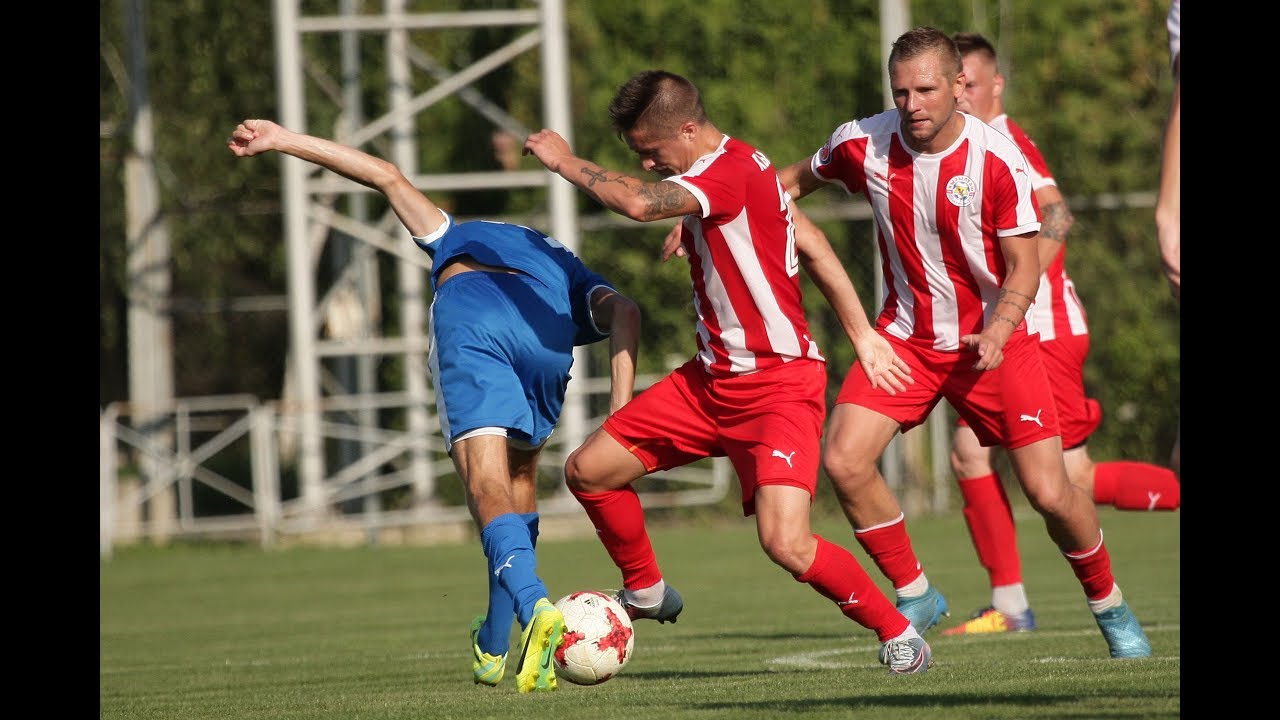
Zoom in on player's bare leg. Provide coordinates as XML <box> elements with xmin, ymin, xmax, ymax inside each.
<box><xmin>1007</xmin><ymin>437</ymin><xmax>1151</xmax><ymax>658</ymax></box>
<box><xmin>455</xmin><ymin>434</ymin><xmax>562</xmax><ymax>688</ymax></box>
<box><xmin>823</xmin><ymin>404</ymin><xmax>949</xmax><ymax>634</ymax></box>
<box><xmin>945</xmin><ymin>423</ymin><xmax>1035</xmax><ymax>635</ymax></box>
<box><xmin>565</xmin><ymin>429</ymin><xmax>682</xmax><ymax>622</ymax></box>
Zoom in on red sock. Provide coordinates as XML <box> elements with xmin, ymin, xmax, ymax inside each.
<box><xmin>957</xmin><ymin>472</ymin><xmax>1023</xmax><ymax>586</ymax></box>
<box><xmin>1093</xmin><ymin>461</ymin><xmax>1180</xmax><ymax>510</ymax></box>
<box><xmin>797</xmin><ymin>535</ymin><xmax>909</xmax><ymax>642</ymax></box>
<box><xmin>569</xmin><ymin>486</ymin><xmax>662</xmax><ymax>590</ymax></box>
<box><xmin>1063</xmin><ymin>533</ymin><xmax>1116</xmax><ymax>601</ymax></box>
<box><xmin>854</xmin><ymin>514</ymin><xmax>924</xmax><ymax>590</ymax></box>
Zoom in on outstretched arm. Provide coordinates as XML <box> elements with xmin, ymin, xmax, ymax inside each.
<box><xmin>523</xmin><ymin>129</ymin><xmax>700</xmax><ymax>222</ymax></box>
<box><xmin>227</xmin><ymin>118</ymin><xmax>446</xmax><ymax>238</ymax></box>
<box><xmin>588</xmin><ymin>287</ymin><xmax>641</xmax><ymax>413</ymax></box>
<box><xmin>792</xmin><ymin>204</ymin><xmax>911</xmax><ymax>394</ymax></box>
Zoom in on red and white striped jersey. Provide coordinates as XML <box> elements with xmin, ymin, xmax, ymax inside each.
<box><xmin>809</xmin><ymin>110</ymin><xmax>1040</xmax><ymax>352</ymax></box>
<box><xmin>990</xmin><ymin>114</ymin><xmax>1088</xmax><ymax>342</ymax></box>
<box><xmin>666</xmin><ymin>134</ymin><xmax>825</xmax><ymax>377</ymax></box>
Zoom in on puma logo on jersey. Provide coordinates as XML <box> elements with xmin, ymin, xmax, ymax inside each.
<box><xmin>771</xmin><ymin>449</ymin><xmax>796</xmax><ymax>468</ymax></box>
<box><xmin>1019</xmin><ymin>409</ymin><xmax>1044</xmax><ymax>427</ymax></box>
<box><xmin>873</xmin><ymin>171</ymin><xmax>897</xmax><ymax>183</ymax></box>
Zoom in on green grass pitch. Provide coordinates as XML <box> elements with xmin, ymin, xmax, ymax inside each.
<box><xmin>101</xmin><ymin>506</ymin><xmax>1179</xmax><ymax>719</ymax></box>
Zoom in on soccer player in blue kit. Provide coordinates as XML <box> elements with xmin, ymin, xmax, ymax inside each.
<box><xmin>228</xmin><ymin>118</ymin><xmax>641</xmax><ymax>693</ymax></box>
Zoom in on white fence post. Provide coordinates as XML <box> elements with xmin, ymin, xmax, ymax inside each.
<box><xmin>101</xmin><ymin>405</ymin><xmax>120</xmax><ymax>560</ymax></box>
<box><xmin>252</xmin><ymin>404</ymin><xmax>280</xmax><ymax>549</ymax></box>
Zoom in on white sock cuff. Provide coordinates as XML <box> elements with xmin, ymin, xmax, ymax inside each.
<box><xmin>625</xmin><ymin>579</ymin><xmax>666</xmax><ymax>608</ymax></box>
<box><xmin>855</xmin><ymin>512</ymin><xmax>906</xmax><ymax>534</ymax></box>
<box><xmin>1063</xmin><ymin>529</ymin><xmax>1104</xmax><ymax>559</ymax></box>
<box><xmin>1087</xmin><ymin>583</ymin><xmax>1123</xmax><ymax>614</ymax></box>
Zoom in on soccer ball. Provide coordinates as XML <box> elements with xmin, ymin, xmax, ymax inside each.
<box><xmin>552</xmin><ymin>590</ymin><xmax>635</xmax><ymax>685</ymax></box>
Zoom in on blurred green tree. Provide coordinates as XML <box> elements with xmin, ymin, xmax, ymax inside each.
<box><xmin>100</xmin><ymin>0</ymin><xmax>1178</xmax><ymax>466</ymax></box>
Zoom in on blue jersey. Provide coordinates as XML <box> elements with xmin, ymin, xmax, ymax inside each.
<box><xmin>415</xmin><ymin>213</ymin><xmax>613</xmax><ymax>347</ymax></box>
<box><xmin>415</xmin><ymin>212</ymin><xmax>618</xmax><ymax>449</ymax></box>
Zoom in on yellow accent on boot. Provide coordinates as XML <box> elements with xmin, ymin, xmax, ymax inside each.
<box><xmin>514</xmin><ymin>599</ymin><xmax>565</xmax><ymax>693</ymax></box>
<box><xmin>941</xmin><ymin>606</ymin><xmax>1035</xmax><ymax>636</ymax></box>
<box><xmin>470</xmin><ymin>616</ymin><xmax>506</xmax><ymax>686</ymax></box>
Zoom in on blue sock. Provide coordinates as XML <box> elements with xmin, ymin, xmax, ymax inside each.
<box><xmin>525</xmin><ymin>512</ymin><xmax>540</xmax><ymax>547</ymax></box>
<box><xmin>480</xmin><ymin>513</ymin><xmax>548</xmax><ymax>634</ymax></box>
<box><xmin>477</xmin><ymin>513</ymin><xmax>540</xmax><ymax>655</ymax></box>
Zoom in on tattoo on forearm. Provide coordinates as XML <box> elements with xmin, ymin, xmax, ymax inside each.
<box><xmin>998</xmin><ymin>299</ymin><xmax>1027</xmax><ymax>315</ymax></box>
<box><xmin>574</xmin><ymin>165</ymin><xmax>691</xmax><ymax>219</ymax></box>
<box><xmin>993</xmin><ymin>313</ymin><xmax>1018</xmax><ymax>329</ymax></box>
<box><xmin>580</xmin><ymin>166</ymin><xmax>613</xmax><ymax>188</ymax></box>
<box><xmin>999</xmin><ymin>288</ymin><xmax>1034</xmax><ymax>305</ymax></box>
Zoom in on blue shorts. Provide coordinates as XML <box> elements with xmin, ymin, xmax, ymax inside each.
<box><xmin>428</xmin><ymin>270</ymin><xmax>578</xmax><ymax>452</ymax></box>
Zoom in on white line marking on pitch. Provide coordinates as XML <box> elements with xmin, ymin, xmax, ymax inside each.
<box><xmin>765</xmin><ymin>625</ymin><xmax>1180</xmax><ymax>670</ymax></box>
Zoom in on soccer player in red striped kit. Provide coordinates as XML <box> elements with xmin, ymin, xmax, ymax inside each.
<box><xmin>938</xmin><ymin>31</ymin><xmax>1179</xmax><ymax>637</ymax></box>
<box><xmin>525</xmin><ymin>69</ymin><xmax>934</xmax><ymax>674</ymax></box>
<box><xmin>774</xmin><ymin>27</ymin><xmax>1151</xmax><ymax>658</ymax></box>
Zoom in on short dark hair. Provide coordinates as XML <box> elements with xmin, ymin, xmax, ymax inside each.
<box><xmin>952</xmin><ymin>31</ymin><xmax>998</xmax><ymax>64</ymax></box>
<box><xmin>607</xmin><ymin>70</ymin><xmax>707</xmax><ymax>137</ymax></box>
<box><xmin>889</xmin><ymin>26</ymin><xmax>962</xmax><ymax>78</ymax></box>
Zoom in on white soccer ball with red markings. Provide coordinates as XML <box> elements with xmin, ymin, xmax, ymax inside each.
<box><xmin>553</xmin><ymin>590</ymin><xmax>635</xmax><ymax>685</ymax></box>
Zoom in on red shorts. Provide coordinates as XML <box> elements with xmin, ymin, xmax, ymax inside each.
<box><xmin>602</xmin><ymin>358</ymin><xmax>826</xmax><ymax>516</ymax></box>
<box><xmin>1038</xmin><ymin>333</ymin><xmax>1101</xmax><ymax>448</ymax></box>
<box><xmin>956</xmin><ymin>333</ymin><xmax>1100</xmax><ymax>448</ymax></box>
<box><xmin>840</xmin><ymin>331</ymin><xmax>1059</xmax><ymax>450</ymax></box>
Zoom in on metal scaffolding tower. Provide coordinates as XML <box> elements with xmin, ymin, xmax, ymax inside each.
<box><xmin>270</xmin><ymin>0</ymin><xmax>585</xmax><ymax>526</ymax></box>
<box><xmin>102</xmin><ymin>0</ymin><xmax>962</xmax><ymax>556</ymax></box>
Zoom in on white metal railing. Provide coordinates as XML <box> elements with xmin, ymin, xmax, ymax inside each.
<box><xmin>99</xmin><ymin>377</ymin><xmax>731</xmax><ymax>559</ymax></box>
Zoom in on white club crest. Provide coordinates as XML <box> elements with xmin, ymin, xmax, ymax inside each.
<box><xmin>945</xmin><ymin>175</ymin><xmax>977</xmax><ymax>207</ymax></box>
<box><xmin>817</xmin><ymin>141</ymin><xmax>833</xmax><ymax>166</ymax></box>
